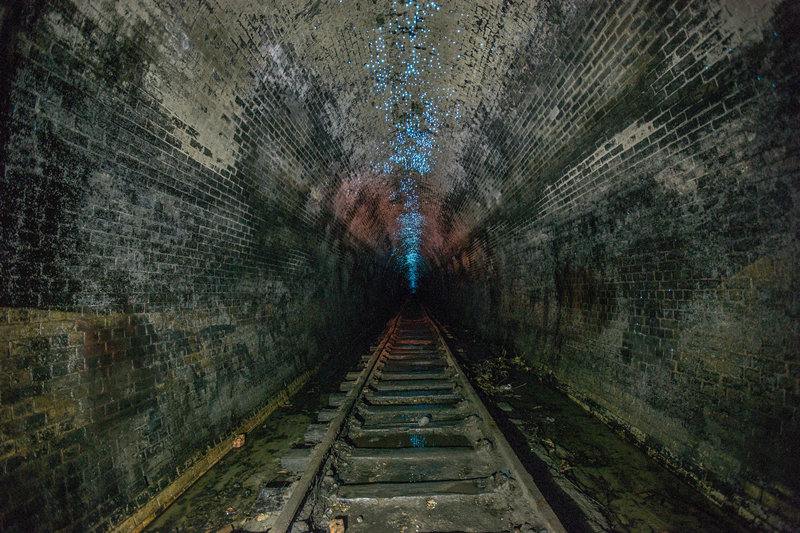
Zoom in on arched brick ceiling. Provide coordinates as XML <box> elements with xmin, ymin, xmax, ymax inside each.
<box><xmin>250</xmin><ymin>0</ymin><xmax>571</xmax><ymax>281</ymax></box>
<box><xmin>57</xmin><ymin>0</ymin><xmax>781</xmax><ymax>288</ymax></box>
<box><xmin>77</xmin><ymin>0</ymin><xmax>578</xmax><ymax>284</ymax></box>
<box><xmin>3</xmin><ymin>1</ymin><xmax>798</xmax><ymax>530</ymax></box>
<box><xmin>280</xmin><ymin>0</ymin><xmax>570</xmax><ymax>268</ymax></box>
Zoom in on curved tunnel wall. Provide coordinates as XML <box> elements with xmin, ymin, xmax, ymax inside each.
<box><xmin>426</xmin><ymin>1</ymin><xmax>799</xmax><ymax>527</ymax></box>
<box><xmin>0</xmin><ymin>0</ymin><xmax>798</xmax><ymax>531</ymax></box>
<box><xmin>0</xmin><ymin>1</ymin><xmax>398</xmax><ymax>530</ymax></box>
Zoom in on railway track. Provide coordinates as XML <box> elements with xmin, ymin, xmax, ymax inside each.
<box><xmin>272</xmin><ymin>303</ymin><xmax>566</xmax><ymax>533</ymax></box>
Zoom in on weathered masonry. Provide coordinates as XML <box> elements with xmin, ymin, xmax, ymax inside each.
<box><xmin>1</xmin><ymin>0</ymin><xmax>798</xmax><ymax>531</ymax></box>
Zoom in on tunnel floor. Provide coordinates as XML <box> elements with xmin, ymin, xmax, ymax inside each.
<box><xmin>143</xmin><ymin>328</ymin><xmax>376</xmax><ymax>532</ymax></box>
<box><xmin>443</xmin><ymin>326</ymin><xmax>754</xmax><ymax>533</ymax></box>
<box><xmin>145</xmin><ymin>316</ymin><xmax>753</xmax><ymax>533</ymax></box>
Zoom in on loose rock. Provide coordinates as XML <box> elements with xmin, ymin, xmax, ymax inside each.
<box><xmin>498</xmin><ymin>402</ymin><xmax>513</xmax><ymax>412</ymax></box>
<box><xmin>328</xmin><ymin>517</ymin><xmax>346</xmax><ymax>533</ymax></box>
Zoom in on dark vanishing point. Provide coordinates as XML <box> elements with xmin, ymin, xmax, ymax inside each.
<box><xmin>0</xmin><ymin>1</ymin><xmax>798</xmax><ymax>532</ymax></box>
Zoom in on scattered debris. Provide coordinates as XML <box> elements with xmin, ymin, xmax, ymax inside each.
<box><xmin>475</xmin><ymin>438</ymin><xmax>494</xmax><ymax>452</ymax></box>
<box><xmin>232</xmin><ymin>433</ymin><xmax>246</xmax><ymax>448</ymax></box>
<box><xmin>328</xmin><ymin>517</ymin><xmax>346</xmax><ymax>533</ymax></box>
<box><xmin>291</xmin><ymin>520</ymin><xmax>310</xmax><ymax>532</ymax></box>
<box><xmin>426</xmin><ymin>498</ymin><xmax>437</xmax><ymax>510</ymax></box>
<box><xmin>254</xmin><ymin>484</ymin><xmax>293</xmax><ymax>515</ymax></box>
<box><xmin>472</xmin><ymin>349</ymin><xmax>530</xmax><ymax>397</ymax></box>
<box><xmin>328</xmin><ymin>501</ymin><xmax>350</xmax><ymax>513</ymax></box>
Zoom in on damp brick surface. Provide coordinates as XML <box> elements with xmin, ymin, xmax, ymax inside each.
<box><xmin>0</xmin><ymin>1</ymin><xmax>397</xmax><ymax>530</ymax></box>
<box><xmin>1</xmin><ymin>0</ymin><xmax>798</xmax><ymax>531</ymax></box>
<box><xmin>428</xmin><ymin>1</ymin><xmax>800</xmax><ymax>529</ymax></box>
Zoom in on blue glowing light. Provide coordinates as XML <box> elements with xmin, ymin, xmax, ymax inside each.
<box><xmin>397</xmin><ymin>175</ymin><xmax>425</xmax><ymax>291</ymax></box>
<box><xmin>410</xmin><ymin>433</ymin><xmax>427</xmax><ymax>448</ymax></box>
<box><xmin>358</xmin><ymin>1</ymin><xmax>459</xmax><ymax>290</ymax></box>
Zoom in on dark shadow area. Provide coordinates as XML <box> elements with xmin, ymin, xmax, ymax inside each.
<box><xmin>435</xmin><ymin>314</ymin><xmax>757</xmax><ymax>533</ymax></box>
<box><xmin>145</xmin><ymin>316</ymin><xmax>389</xmax><ymax>532</ymax></box>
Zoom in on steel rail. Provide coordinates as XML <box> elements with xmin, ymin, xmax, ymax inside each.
<box><xmin>426</xmin><ymin>308</ymin><xmax>567</xmax><ymax>533</ymax></box>
<box><xmin>270</xmin><ymin>313</ymin><xmax>401</xmax><ymax>533</ymax></box>
<box><xmin>273</xmin><ymin>305</ymin><xmax>566</xmax><ymax>532</ymax></box>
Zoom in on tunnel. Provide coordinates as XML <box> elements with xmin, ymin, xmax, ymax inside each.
<box><xmin>0</xmin><ymin>0</ymin><xmax>798</xmax><ymax>531</ymax></box>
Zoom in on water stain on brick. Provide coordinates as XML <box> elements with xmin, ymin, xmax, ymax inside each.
<box><xmin>555</xmin><ymin>264</ymin><xmax>617</xmax><ymax>329</ymax></box>
<box><xmin>429</xmin><ymin>2</ymin><xmax>800</xmax><ymax>529</ymax></box>
<box><xmin>95</xmin><ymin>17</ymin><xmax>154</xmax><ymax>93</ymax></box>
<box><xmin>1</xmin><ymin>0</ymin><xmax>798</xmax><ymax>531</ymax></box>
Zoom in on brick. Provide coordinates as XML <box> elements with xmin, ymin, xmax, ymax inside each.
<box><xmin>2</xmin><ymin>0</ymin><xmax>799</xmax><ymax>530</ymax></box>
<box><xmin>431</xmin><ymin>0</ymin><xmax>800</xmax><ymax>527</ymax></box>
<box><xmin>1</xmin><ymin>0</ymin><xmax>395</xmax><ymax>529</ymax></box>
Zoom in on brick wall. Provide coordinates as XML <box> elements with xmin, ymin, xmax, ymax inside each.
<box><xmin>428</xmin><ymin>1</ymin><xmax>799</xmax><ymax>529</ymax></box>
<box><xmin>0</xmin><ymin>1</ymin><xmax>397</xmax><ymax>530</ymax></box>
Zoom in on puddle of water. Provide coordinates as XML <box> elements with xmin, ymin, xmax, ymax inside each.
<box><xmin>449</xmin><ymin>327</ymin><xmax>753</xmax><ymax>533</ymax></box>
<box><xmin>145</xmin><ymin>335</ymin><xmax>374</xmax><ymax>532</ymax></box>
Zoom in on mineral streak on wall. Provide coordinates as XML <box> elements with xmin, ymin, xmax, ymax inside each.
<box><xmin>1</xmin><ymin>0</ymin><xmax>799</xmax><ymax>531</ymax></box>
<box><xmin>426</xmin><ymin>1</ymin><xmax>800</xmax><ymax>529</ymax></box>
<box><xmin>0</xmin><ymin>1</ymin><xmax>399</xmax><ymax>530</ymax></box>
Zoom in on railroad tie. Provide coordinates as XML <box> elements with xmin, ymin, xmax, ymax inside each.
<box><xmin>273</xmin><ymin>304</ymin><xmax>566</xmax><ymax>533</ymax></box>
